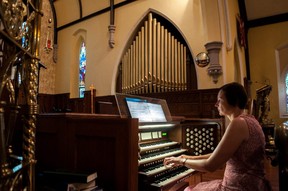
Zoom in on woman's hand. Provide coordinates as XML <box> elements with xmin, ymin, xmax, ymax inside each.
<box><xmin>163</xmin><ymin>156</ymin><xmax>185</xmax><ymax>168</ymax></box>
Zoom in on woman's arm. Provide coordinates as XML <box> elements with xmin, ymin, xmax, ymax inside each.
<box><xmin>180</xmin><ymin>153</ymin><xmax>211</xmax><ymax>160</ymax></box>
<box><xmin>163</xmin><ymin>117</ymin><xmax>249</xmax><ymax>172</ymax></box>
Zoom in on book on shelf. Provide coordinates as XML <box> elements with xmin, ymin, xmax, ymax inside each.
<box><xmin>42</xmin><ymin>169</ymin><xmax>98</xmax><ymax>183</ymax></box>
<box><xmin>67</xmin><ymin>179</ymin><xmax>97</xmax><ymax>191</ymax></box>
<box><xmin>67</xmin><ymin>185</ymin><xmax>103</xmax><ymax>191</ymax></box>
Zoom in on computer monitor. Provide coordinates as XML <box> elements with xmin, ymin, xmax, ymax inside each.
<box><xmin>115</xmin><ymin>93</ymin><xmax>172</xmax><ymax>123</ymax></box>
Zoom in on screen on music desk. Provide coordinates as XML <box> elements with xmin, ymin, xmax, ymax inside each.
<box><xmin>115</xmin><ymin>93</ymin><xmax>172</xmax><ymax>122</ymax></box>
<box><xmin>125</xmin><ymin>97</ymin><xmax>167</xmax><ymax>122</ymax></box>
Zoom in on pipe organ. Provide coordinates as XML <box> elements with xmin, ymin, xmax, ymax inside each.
<box><xmin>120</xmin><ymin>13</ymin><xmax>190</xmax><ymax>94</ymax></box>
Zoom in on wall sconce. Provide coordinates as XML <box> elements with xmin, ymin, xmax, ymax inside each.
<box><xmin>195</xmin><ymin>52</ymin><xmax>210</xmax><ymax>67</ymax></box>
<box><xmin>205</xmin><ymin>41</ymin><xmax>223</xmax><ymax>83</ymax></box>
<box><xmin>44</xmin><ymin>18</ymin><xmax>53</xmax><ymax>53</ymax></box>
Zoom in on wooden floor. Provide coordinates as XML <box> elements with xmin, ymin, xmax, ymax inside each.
<box><xmin>201</xmin><ymin>158</ymin><xmax>279</xmax><ymax>191</ymax></box>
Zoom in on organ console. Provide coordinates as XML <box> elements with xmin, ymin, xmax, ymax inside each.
<box><xmin>36</xmin><ymin>93</ymin><xmax>223</xmax><ymax>191</ymax></box>
<box><xmin>115</xmin><ymin>93</ymin><xmax>204</xmax><ymax>191</ymax></box>
<box><xmin>136</xmin><ymin>119</ymin><xmax>223</xmax><ymax>191</ymax></box>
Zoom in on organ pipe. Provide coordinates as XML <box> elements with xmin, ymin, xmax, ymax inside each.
<box><xmin>121</xmin><ymin>13</ymin><xmax>189</xmax><ymax>94</ymax></box>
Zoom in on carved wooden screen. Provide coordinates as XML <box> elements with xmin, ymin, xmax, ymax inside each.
<box><xmin>116</xmin><ymin>12</ymin><xmax>197</xmax><ymax>94</ymax></box>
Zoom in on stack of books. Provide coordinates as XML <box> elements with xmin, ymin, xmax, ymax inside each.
<box><xmin>67</xmin><ymin>178</ymin><xmax>97</xmax><ymax>191</ymax></box>
<box><xmin>38</xmin><ymin>169</ymin><xmax>102</xmax><ymax>191</ymax></box>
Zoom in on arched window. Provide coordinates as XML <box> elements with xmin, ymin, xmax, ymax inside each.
<box><xmin>79</xmin><ymin>42</ymin><xmax>86</xmax><ymax>98</ymax></box>
<box><xmin>276</xmin><ymin>43</ymin><xmax>288</xmax><ymax>118</ymax></box>
<box><xmin>21</xmin><ymin>22</ymin><xmax>29</xmax><ymax>48</ymax></box>
<box><xmin>13</xmin><ymin>21</ymin><xmax>29</xmax><ymax>86</ymax></box>
<box><xmin>285</xmin><ymin>72</ymin><xmax>288</xmax><ymax>113</ymax></box>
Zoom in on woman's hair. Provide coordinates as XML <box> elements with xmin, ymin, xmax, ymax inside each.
<box><xmin>220</xmin><ymin>82</ymin><xmax>248</xmax><ymax>109</ymax></box>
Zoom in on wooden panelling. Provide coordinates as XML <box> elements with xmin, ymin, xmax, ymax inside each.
<box><xmin>36</xmin><ymin>113</ymin><xmax>138</xmax><ymax>191</ymax></box>
<box><xmin>92</xmin><ymin>89</ymin><xmax>220</xmax><ymax>118</ymax></box>
<box><xmin>133</xmin><ymin>89</ymin><xmax>220</xmax><ymax>118</ymax></box>
<box><xmin>37</xmin><ymin>88</ymin><xmax>220</xmax><ymax>119</ymax></box>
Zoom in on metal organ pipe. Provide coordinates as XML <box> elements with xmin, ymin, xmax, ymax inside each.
<box><xmin>121</xmin><ymin>13</ymin><xmax>188</xmax><ymax>94</ymax></box>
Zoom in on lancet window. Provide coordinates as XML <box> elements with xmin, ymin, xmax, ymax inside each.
<box><xmin>79</xmin><ymin>42</ymin><xmax>86</xmax><ymax>98</ymax></box>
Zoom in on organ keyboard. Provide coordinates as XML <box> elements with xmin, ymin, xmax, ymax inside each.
<box><xmin>138</xmin><ymin>127</ymin><xmax>196</xmax><ymax>191</ymax></box>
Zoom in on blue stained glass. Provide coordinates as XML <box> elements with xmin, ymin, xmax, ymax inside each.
<box><xmin>21</xmin><ymin>22</ymin><xmax>29</xmax><ymax>48</ymax></box>
<box><xmin>79</xmin><ymin>42</ymin><xmax>86</xmax><ymax>98</ymax></box>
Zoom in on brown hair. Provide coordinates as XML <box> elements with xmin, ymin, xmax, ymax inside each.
<box><xmin>220</xmin><ymin>82</ymin><xmax>248</xmax><ymax>109</ymax></box>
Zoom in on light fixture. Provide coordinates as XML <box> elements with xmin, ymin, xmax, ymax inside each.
<box><xmin>195</xmin><ymin>52</ymin><xmax>210</xmax><ymax>67</ymax></box>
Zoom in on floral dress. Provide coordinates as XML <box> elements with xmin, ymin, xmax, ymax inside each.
<box><xmin>185</xmin><ymin>115</ymin><xmax>272</xmax><ymax>191</ymax></box>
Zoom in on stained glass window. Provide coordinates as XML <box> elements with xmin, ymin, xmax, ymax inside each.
<box><xmin>79</xmin><ymin>42</ymin><xmax>86</xmax><ymax>98</ymax></box>
<box><xmin>286</xmin><ymin>73</ymin><xmax>288</xmax><ymax>112</ymax></box>
<box><xmin>21</xmin><ymin>22</ymin><xmax>29</xmax><ymax>48</ymax></box>
<box><xmin>14</xmin><ymin>21</ymin><xmax>29</xmax><ymax>86</ymax></box>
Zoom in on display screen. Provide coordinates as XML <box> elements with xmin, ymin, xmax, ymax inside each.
<box><xmin>125</xmin><ymin>97</ymin><xmax>167</xmax><ymax>122</ymax></box>
<box><xmin>115</xmin><ymin>93</ymin><xmax>172</xmax><ymax>122</ymax></box>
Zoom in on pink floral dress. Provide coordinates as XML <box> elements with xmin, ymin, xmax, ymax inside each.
<box><xmin>185</xmin><ymin>115</ymin><xmax>272</xmax><ymax>191</ymax></box>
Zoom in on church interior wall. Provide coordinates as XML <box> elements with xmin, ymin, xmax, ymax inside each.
<box><xmin>51</xmin><ymin>0</ymin><xmax>244</xmax><ymax>97</ymax></box>
<box><xmin>37</xmin><ymin>0</ymin><xmax>288</xmax><ymax>124</ymax></box>
<box><xmin>248</xmin><ymin>21</ymin><xmax>288</xmax><ymax>125</ymax></box>
<box><xmin>38</xmin><ymin>0</ymin><xmax>56</xmax><ymax>94</ymax></box>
